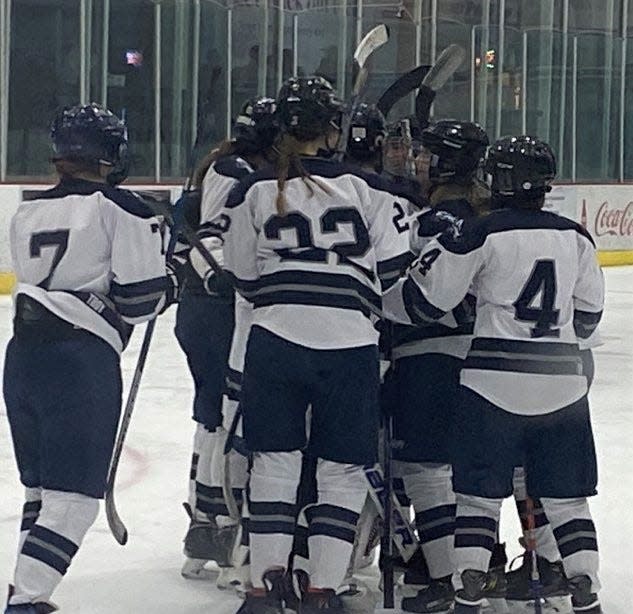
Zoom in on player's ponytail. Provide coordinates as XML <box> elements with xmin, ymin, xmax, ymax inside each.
<box><xmin>193</xmin><ymin>140</ymin><xmax>235</xmax><ymax>188</ymax></box>
<box><xmin>275</xmin><ymin>133</ymin><xmax>330</xmax><ymax>215</ymax></box>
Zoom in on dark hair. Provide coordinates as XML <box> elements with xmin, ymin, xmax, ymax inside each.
<box><xmin>274</xmin><ymin>134</ymin><xmax>331</xmax><ymax>215</ymax></box>
<box><xmin>53</xmin><ymin>157</ymin><xmax>101</xmax><ymax>180</ymax></box>
<box><xmin>192</xmin><ymin>140</ymin><xmax>236</xmax><ymax>187</ymax></box>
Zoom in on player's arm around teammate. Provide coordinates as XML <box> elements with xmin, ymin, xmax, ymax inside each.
<box><xmin>3</xmin><ymin>104</ymin><xmax>175</xmax><ymax>614</ymax></box>
<box><xmin>384</xmin><ymin>136</ymin><xmax>605</xmax><ymax>614</ymax></box>
<box><xmin>221</xmin><ymin>77</ymin><xmax>411</xmax><ymax>614</ymax></box>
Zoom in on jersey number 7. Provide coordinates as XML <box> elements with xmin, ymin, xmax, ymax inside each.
<box><xmin>30</xmin><ymin>229</ymin><xmax>70</xmax><ymax>290</ymax></box>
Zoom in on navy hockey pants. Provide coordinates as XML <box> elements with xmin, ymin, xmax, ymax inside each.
<box><xmin>175</xmin><ymin>290</ymin><xmax>235</xmax><ymax>430</ymax></box>
<box><xmin>3</xmin><ymin>333</ymin><xmax>122</xmax><ymax>499</ymax></box>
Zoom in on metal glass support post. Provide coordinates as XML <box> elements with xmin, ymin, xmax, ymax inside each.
<box><xmin>430</xmin><ymin>0</ymin><xmax>437</xmax><ymax>64</ymax></box>
<box><xmin>101</xmin><ymin>0</ymin><xmax>110</xmax><ymax>106</ymax></box>
<box><xmin>619</xmin><ymin>0</ymin><xmax>628</xmax><ymax>181</ymax></box>
<box><xmin>414</xmin><ymin>0</ymin><xmax>422</xmax><ymax>69</ymax></box>
<box><xmin>495</xmin><ymin>0</ymin><xmax>505</xmax><ymax>138</ymax></box>
<box><xmin>226</xmin><ymin>8</ymin><xmax>233</xmax><ymax>138</ymax></box>
<box><xmin>154</xmin><ymin>1</ymin><xmax>162</xmax><ymax>182</ymax></box>
<box><xmin>521</xmin><ymin>30</ymin><xmax>527</xmax><ymax>134</ymax></box>
<box><xmin>601</xmin><ymin>0</ymin><xmax>615</xmax><ymax>178</ymax></box>
<box><xmin>192</xmin><ymin>0</ymin><xmax>201</xmax><ymax>154</ymax></box>
<box><xmin>356</xmin><ymin>0</ymin><xmax>363</xmax><ymax>49</ymax></box>
<box><xmin>338</xmin><ymin>0</ymin><xmax>348</xmax><ymax>97</ymax></box>
<box><xmin>171</xmin><ymin>1</ymin><xmax>187</xmax><ymax>175</ymax></box>
<box><xmin>558</xmin><ymin>0</ymin><xmax>569</xmax><ymax>175</ymax></box>
<box><xmin>259</xmin><ymin>0</ymin><xmax>269</xmax><ymax>96</ymax></box>
<box><xmin>293</xmin><ymin>13</ymin><xmax>298</xmax><ymax>77</ymax></box>
<box><xmin>478</xmin><ymin>0</ymin><xmax>491</xmax><ymax>128</ymax></box>
<box><xmin>277</xmin><ymin>1</ymin><xmax>284</xmax><ymax>93</ymax></box>
<box><xmin>470</xmin><ymin>26</ymin><xmax>476</xmax><ymax>122</ymax></box>
<box><xmin>0</xmin><ymin>0</ymin><xmax>8</xmax><ymax>182</ymax></box>
<box><xmin>572</xmin><ymin>36</ymin><xmax>578</xmax><ymax>182</ymax></box>
<box><xmin>80</xmin><ymin>0</ymin><xmax>88</xmax><ymax>104</ymax></box>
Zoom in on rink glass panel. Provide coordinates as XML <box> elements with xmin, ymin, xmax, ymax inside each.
<box><xmin>0</xmin><ymin>0</ymin><xmax>632</xmax><ymax>183</ymax></box>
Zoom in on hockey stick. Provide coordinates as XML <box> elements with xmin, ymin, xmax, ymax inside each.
<box><xmin>414</xmin><ymin>44</ymin><xmax>466</xmax><ymax>129</ymax></box>
<box><xmin>336</xmin><ymin>24</ymin><xmax>390</xmax><ymax>160</ymax></box>
<box><xmin>376</xmin><ymin>64</ymin><xmax>429</xmax><ymax>119</ymax></box>
<box><xmin>525</xmin><ymin>495</ymin><xmax>544</xmax><ymax>614</ymax></box>
<box><xmin>105</xmin><ymin>317</ymin><xmax>157</xmax><ymax>545</ymax></box>
<box><xmin>381</xmin><ymin>411</ymin><xmax>396</xmax><ymax>609</ymax></box>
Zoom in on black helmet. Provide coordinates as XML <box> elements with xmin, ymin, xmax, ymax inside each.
<box><xmin>276</xmin><ymin>76</ymin><xmax>343</xmax><ymax>141</ymax></box>
<box><xmin>347</xmin><ymin>103</ymin><xmax>387</xmax><ymax>161</ymax></box>
<box><xmin>485</xmin><ymin>135</ymin><xmax>556</xmax><ymax>200</ymax></box>
<box><xmin>383</xmin><ymin>119</ymin><xmax>415</xmax><ymax>178</ymax></box>
<box><xmin>233</xmin><ymin>97</ymin><xmax>278</xmax><ymax>153</ymax></box>
<box><xmin>421</xmin><ymin>120</ymin><xmax>489</xmax><ymax>185</ymax></box>
<box><xmin>51</xmin><ymin>103</ymin><xmax>130</xmax><ymax>184</ymax></box>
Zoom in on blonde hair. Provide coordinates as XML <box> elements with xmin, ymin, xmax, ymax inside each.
<box><xmin>430</xmin><ymin>180</ymin><xmax>491</xmax><ymax>216</ymax></box>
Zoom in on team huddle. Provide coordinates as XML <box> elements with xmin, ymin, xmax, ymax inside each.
<box><xmin>3</xmin><ymin>72</ymin><xmax>604</xmax><ymax>614</ymax></box>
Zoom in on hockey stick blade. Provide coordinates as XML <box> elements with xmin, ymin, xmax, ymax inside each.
<box><xmin>354</xmin><ymin>24</ymin><xmax>389</xmax><ymax>74</ymax></box>
<box><xmin>105</xmin><ymin>317</ymin><xmax>157</xmax><ymax>545</ymax></box>
<box><xmin>376</xmin><ymin>64</ymin><xmax>429</xmax><ymax>118</ymax></box>
<box><xmin>421</xmin><ymin>43</ymin><xmax>465</xmax><ymax>91</ymax></box>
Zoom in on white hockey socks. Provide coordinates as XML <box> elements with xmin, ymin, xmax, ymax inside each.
<box><xmin>399</xmin><ymin>461</ymin><xmax>456</xmax><ymax>579</ymax></box>
<box><xmin>541</xmin><ymin>497</ymin><xmax>601</xmax><ymax>592</ymax></box>
<box><xmin>308</xmin><ymin>460</ymin><xmax>367</xmax><ymax>591</ymax></box>
<box><xmin>249</xmin><ymin>451</ymin><xmax>303</xmax><ymax>588</ymax></box>
<box><xmin>10</xmin><ymin>490</ymin><xmax>98</xmax><ymax>606</ymax></box>
<box><xmin>512</xmin><ymin>467</ymin><xmax>561</xmax><ymax>563</ymax></box>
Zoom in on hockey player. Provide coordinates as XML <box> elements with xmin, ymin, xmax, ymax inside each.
<box><xmin>389</xmin><ymin>120</ymin><xmax>490</xmax><ymax>614</ymax></box>
<box><xmin>384</xmin><ymin>136</ymin><xmax>605</xmax><ymax>614</ymax></box>
<box><xmin>221</xmin><ymin>76</ymin><xmax>412</xmax><ymax>613</ymax></box>
<box><xmin>3</xmin><ymin>103</ymin><xmax>175</xmax><ymax>613</ymax></box>
<box><xmin>176</xmin><ymin>97</ymin><xmax>277</xmax><ymax>582</ymax></box>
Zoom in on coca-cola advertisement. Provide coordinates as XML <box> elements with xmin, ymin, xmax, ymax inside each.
<box><xmin>575</xmin><ymin>186</ymin><xmax>633</xmax><ymax>251</ymax></box>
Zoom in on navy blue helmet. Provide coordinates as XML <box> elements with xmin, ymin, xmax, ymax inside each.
<box><xmin>276</xmin><ymin>76</ymin><xmax>343</xmax><ymax>141</ymax></box>
<box><xmin>421</xmin><ymin>120</ymin><xmax>489</xmax><ymax>185</ymax></box>
<box><xmin>233</xmin><ymin>97</ymin><xmax>278</xmax><ymax>153</ymax></box>
<box><xmin>485</xmin><ymin>135</ymin><xmax>556</xmax><ymax>200</ymax></box>
<box><xmin>50</xmin><ymin>103</ymin><xmax>130</xmax><ymax>185</ymax></box>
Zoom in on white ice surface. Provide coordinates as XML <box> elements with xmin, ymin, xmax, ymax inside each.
<box><xmin>1</xmin><ymin>267</ymin><xmax>632</xmax><ymax>613</ymax></box>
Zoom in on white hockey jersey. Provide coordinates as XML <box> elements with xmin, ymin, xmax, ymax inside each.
<box><xmin>384</xmin><ymin>207</ymin><xmax>605</xmax><ymax>414</ymax></box>
<box><xmin>222</xmin><ymin>157</ymin><xmax>413</xmax><ymax>350</ymax></box>
<box><xmin>10</xmin><ymin>178</ymin><xmax>169</xmax><ymax>354</ymax></box>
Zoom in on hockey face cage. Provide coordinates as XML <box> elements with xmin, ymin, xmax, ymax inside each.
<box><xmin>485</xmin><ymin>135</ymin><xmax>557</xmax><ymax>199</ymax></box>
<box><xmin>348</xmin><ymin>103</ymin><xmax>387</xmax><ymax>161</ymax></box>
<box><xmin>421</xmin><ymin>120</ymin><xmax>489</xmax><ymax>185</ymax></box>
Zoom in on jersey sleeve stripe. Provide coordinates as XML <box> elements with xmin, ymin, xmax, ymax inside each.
<box><xmin>402</xmin><ymin>277</ymin><xmax>447</xmax><ymax>324</ymax></box>
<box><xmin>377</xmin><ymin>252</ymin><xmax>415</xmax><ymax>290</ymax></box>
<box><xmin>573</xmin><ymin>309</ymin><xmax>603</xmax><ymax>339</ymax></box>
<box><xmin>110</xmin><ymin>277</ymin><xmax>168</xmax><ymax>318</ymax></box>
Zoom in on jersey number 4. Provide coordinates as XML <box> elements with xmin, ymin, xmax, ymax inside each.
<box><xmin>513</xmin><ymin>259</ymin><xmax>560</xmax><ymax>338</ymax></box>
<box><xmin>30</xmin><ymin>230</ymin><xmax>70</xmax><ymax>290</ymax></box>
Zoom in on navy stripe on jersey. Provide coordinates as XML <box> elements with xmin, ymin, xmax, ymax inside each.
<box><xmin>464</xmin><ymin>337</ymin><xmax>583</xmax><ymax>376</ymax></box>
<box><xmin>110</xmin><ymin>277</ymin><xmax>168</xmax><ymax>319</ymax></box>
<box><xmin>378</xmin><ymin>252</ymin><xmax>415</xmax><ymax>290</ymax></box>
<box><xmin>573</xmin><ymin>309</ymin><xmax>603</xmax><ymax>340</ymax></box>
<box><xmin>69</xmin><ymin>290</ymin><xmax>134</xmax><ymax>348</ymax></box>
<box><xmin>214</xmin><ymin>155</ymin><xmax>253</xmax><ymax>180</ymax></box>
<box><xmin>21</xmin><ymin>524</ymin><xmax>79</xmax><ymax>576</ymax></box>
<box><xmin>227</xmin><ymin>270</ymin><xmax>382</xmax><ymax>318</ymax></box>
<box><xmin>438</xmin><ymin>207</ymin><xmax>595</xmax><ymax>255</ymax></box>
<box><xmin>226</xmin><ymin>156</ymin><xmax>424</xmax><ymax>210</ymax></box>
<box><xmin>26</xmin><ymin>178</ymin><xmax>157</xmax><ymax>219</ymax></box>
<box><xmin>402</xmin><ymin>277</ymin><xmax>446</xmax><ymax>324</ymax></box>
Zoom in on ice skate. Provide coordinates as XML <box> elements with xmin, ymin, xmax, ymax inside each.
<box><xmin>482</xmin><ymin>544</ymin><xmax>508</xmax><ymax>612</ymax></box>
<box><xmin>181</xmin><ymin>557</ymin><xmax>218</xmax><ymax>581</ymax></box>
<box><xmin>4</xmin><ymin>604</ymin><xmax>57</xmax><ymax>614</ymax></box>
<box><xmin>401</xmin><ymin>576</ymin><xmax>454</xmax><ymax>613</ymax></box>
<box><xmin>237</xmin><ymin>569</ymin><xmax>294</xmax><ymax>614</ymax></box>
<box><xmin>506</xmin><ymin>553</ymin><xmax>568</xmax><ymax>601</ymax></box>
<box><xmin>453</xmin><ymin>569</ymin><xmax>488</xmax><ymax>614</ymax></box>
<box><xmin>217</xmin><ymin>564</ymin><xmax>252</xmax><ymax>593</ymax></box>
<box><xmin>568</xmin><ymin>575</ymin><xmax>601</xmax><ymax>614</ymax></box>
<box><xmin>400</xmin><ymin>548</ymin><xmax>431</xmax><ymax>597</ymax></box>
<box><xmin>335</xmin><ymin>578</ymin><xmax>377</xmax><ymax>612</ymax></box>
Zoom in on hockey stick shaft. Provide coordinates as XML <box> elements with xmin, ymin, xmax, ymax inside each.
<box><xmin>105</xmin><ymin>317</ymin><xmax>157</xmax><ymax>545</ymax></box>
<box><xmin>382</xmin><ymin>412</ymin><xmax>395</xmax><ymax>608</ymax></box>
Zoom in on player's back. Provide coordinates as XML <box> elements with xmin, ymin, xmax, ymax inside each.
<box><xmin>223</xmin><ymin>157</ymin><xmax>411</xmax><ymax>349</ymax></box>
<box><xmin>11</xmin><ymin>178</ymin><xmax>167</xmax><ymax>353</ymax></box>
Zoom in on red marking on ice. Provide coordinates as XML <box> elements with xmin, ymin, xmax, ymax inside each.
<box><xmin>117</xmin><ymin>445</ymin><xmax>150</xmax><ymax>491</ymax></box>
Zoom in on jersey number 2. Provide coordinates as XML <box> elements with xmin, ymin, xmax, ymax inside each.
<box><xmin>30</xmin><ymin>230</ymin><xmax>70</xmax><ymax>290</ymax></box>
<box><xmin>513</xmin><ymin>259</ymin><xmax>560</xmax><ymax>338</ymax></box>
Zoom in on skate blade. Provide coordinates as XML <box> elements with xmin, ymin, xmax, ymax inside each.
<box><xmin>504</xmin><ymin>596</ymin><xmax>572</xmax><ymax>614</ymax></box>
<box><xmin>216</xmin><ymin>565</ymin><xmax>252</xmax><ymax>593</ymax></box>
<box><xmin>181</xmin><ymin>558</ymin><xmax>219</xmax><ymax>581</ymax></box>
